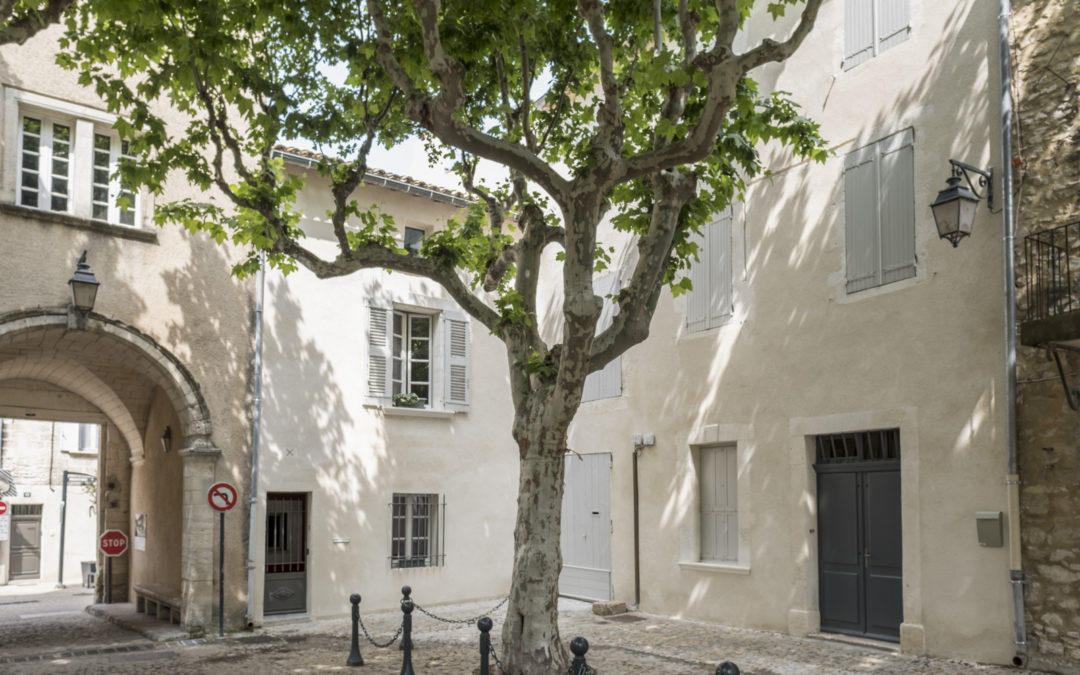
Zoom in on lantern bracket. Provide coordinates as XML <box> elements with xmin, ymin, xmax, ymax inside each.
<box><xmin>949</xmin><ymin>159</ymin><xmax>994</xmax><ymax>212</ymax></box>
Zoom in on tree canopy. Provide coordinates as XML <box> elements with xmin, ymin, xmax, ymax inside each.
<box><xmin>0</xmin><ymin>0</ymin><xmax>74</xmax><ymax>45</ymax></box>
<box><xmin>60</xmin><ymin>1</ymin><xmax>826</xmax><ymax>671</ymax></box>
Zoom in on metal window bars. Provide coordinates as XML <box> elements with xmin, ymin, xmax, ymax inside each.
<box><xmin>389</xmin><ymin>494</ymin><xmax>445</xmax><ymax>568</ymax></box>
<box><xmin>815</xmin><ymin>429</ymin><xmax>900</xmax><ymax>465</ymax></box>
<box><xmin>1025</xmin><ymin>220</ymin><xmax>1078</xmax><ymax>321</ymax></box>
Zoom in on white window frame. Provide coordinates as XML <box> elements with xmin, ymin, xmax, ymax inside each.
<box><xmin>390</xmin><ymin>493</ymin><xmax>444</xmax><ymax>569</ymax></box>
<box><xmin>5</xmin><ymin>88</ymin><xmax>143</xmax><ymax>227</ymax></box>
<box><xmin>392</xmin><ymin>310</ymin><xmax>433</xmax><ymax>405</ymax></box>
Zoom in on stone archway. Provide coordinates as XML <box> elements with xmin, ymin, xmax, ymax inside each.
<box><xmin>0</xmin><ymin>308</ymin><xmax>222</xmax><ymax>631</ymax></box>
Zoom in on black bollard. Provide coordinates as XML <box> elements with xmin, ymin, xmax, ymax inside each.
<box><xmin>716</xmin><ymin>661</ymin><xmax>741</xmax><ymax>675</ymax></box>
<box><xmin>477</xmin><ymin>617</ymin><xmax>493</xmax><ymax>675</ymax></box>
<box><xmin>568</xmin><ymin>636</ymin><xmax>589</xmax><ymax>675</ymax></box>
<box><xmin>399</xmin><ymin>586</ymin><xmax>414</xmax><ymax>651</ymax></box>
<box><xmin>347</xmin><ymin>593</ymin><xmax>364</xmax><ymax>667</ymax></box>
<box><xmin>399</xmin><ymin>586</ymin><xmax>415</xmax><ymax>675</ymax></box>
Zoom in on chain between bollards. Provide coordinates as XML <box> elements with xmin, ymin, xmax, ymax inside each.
<box><xmin>347</xmin><ymin>593</ymin><xmax>364</xmax><ymax>667</ymax></box>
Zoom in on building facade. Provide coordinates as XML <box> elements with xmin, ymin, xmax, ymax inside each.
<box><xmin>564</xmin><ymin>0</ymin><xmax>1023</xmax><ymax>666</ymax></box>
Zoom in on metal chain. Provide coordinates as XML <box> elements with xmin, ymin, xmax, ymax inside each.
<box><xmin>414</xmin><ymin>595</ymin><xmax>509</xmax><ymax>625</ymax></box>
<box><xmin>487</xmin><ymin>639</ymin><xmax>507</xmax><ymax>675</ymax></box>
<box><xmin>356</xmin><ymin>615</ymin><xmax>403</xmax><ymax>649</ymax></box>
<box><xmin>567</xmin><ymin>664</ymin><xmax>597</xmax><ymax>675</ymax></box>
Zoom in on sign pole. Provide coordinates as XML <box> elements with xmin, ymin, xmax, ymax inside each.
<box><xmin>107</xmin><ymin>556</ymin><xmax>112</xmax><ymax>604</ymax></box>
<box><xmin>219</xmin><ymin>510</ymin><xmax>225</xmax><ymax>637</ymax></box>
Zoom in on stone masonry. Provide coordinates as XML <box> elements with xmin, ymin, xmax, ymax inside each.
<box><xmin>1012</xmin><ymin>0</ymin><xmax>1080</xmax><ymax>670</ymax></box>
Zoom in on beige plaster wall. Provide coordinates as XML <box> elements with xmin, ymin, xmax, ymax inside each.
<box><xmin>255</xmin><ymin>171</ymin><xmax>517</xmax><ymax>620</ymax></box>
<box><xmin>0</xmin><ymin>26</ymin><xmax>255</xmax><ymax>629</ymax></box>
<box><xmin>566</xmin><ymin>0</ymin><xmax>1015</xmax><ymax>665</ymax></box>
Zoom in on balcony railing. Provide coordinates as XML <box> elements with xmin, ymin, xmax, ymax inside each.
<box><xmin>1025</xmin><ymin>220</ymin><xmax>1079</xmax><ymax>322</ymax></box>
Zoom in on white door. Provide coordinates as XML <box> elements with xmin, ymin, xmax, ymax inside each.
<box><xmin>559</xmin><ymin>453</ymin><xmax>612</xmax><ymax>601</ymax></box>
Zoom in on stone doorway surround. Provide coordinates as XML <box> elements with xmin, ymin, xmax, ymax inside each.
<box><xmin>0</xmin><ymin>308</ymin><xmax>221</xmax><ymax>632</ymax></box>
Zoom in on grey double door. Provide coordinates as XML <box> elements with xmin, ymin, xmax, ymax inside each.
<box><xmin>263</xmin><ymin>493</ymin><xmax>308</xmax><ymax>615</ymax></box>
<box><xmin>11</xmin><ymin>505</ymin><xmax>43</xmax><ymax>580</ymax></box>
<box><xmin>816</xmin><ymin>463</ymin><xmax>902</xmax><ymax>641</ymax></box>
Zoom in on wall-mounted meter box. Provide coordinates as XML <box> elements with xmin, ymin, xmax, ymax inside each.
<box><xmin>975</xmin><ymin>511</ymin><xmax>1003</xmax><ymax>547</ymax></box>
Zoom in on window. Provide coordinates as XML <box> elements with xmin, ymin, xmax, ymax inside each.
<box><xmin>685</xmin><ymin>205</ymin><xmax>734</xmax><ymax>333</ymax></box>
<box><xmin>844</xmin><ymin>0</ymin><xmax>910</xmax><ymax>70</ymax></box>
<box><xmin>390</xmin><ymin>493</ymin><xmax>444</xmax><ymax>568</ymax></box>
<box><xmin>844</xmin><ymin>129</ymin><xmax>915</xmax><ymax>293</ymax></box>
<box><xmin>700</xmin><ymin>444</ymin><xmax>737</xmax><ymax>563</ymax></box>
<box><xmin>581</xmin><ymin>272</ymin><xmax>622</xmax><ymax>402</ymax></box>
<box><xmin>9</xmin><ymin>89</ymin><xmax>141</xmax><ymax>227</ymax></box>
<box><xmin>58</xmin><ymin>423</ymin><xmax>101</xmax><ymax>454</ymax></box>
<box><xmin>368</xmin><ymin>304</ymin><xmax>470</xmax><ymax>411</ymax></box>
<box><xmin>403</xmin><ymin>226</ymin><xmax>425</xmax><ymax>255</ymax></box>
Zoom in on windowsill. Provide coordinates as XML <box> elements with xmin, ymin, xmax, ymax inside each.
<box><xmin>678</xmin><ymin>561</ymin><xmax>751</xmax><ymax>575</ymax></box>
<box><xmin>0</xmin><ymin>202</ymin><xmax>157</xmax><ymax>243</ymax></box>
<box><xmin>365</xmin><ymin>404</ymin><xmax>456</xmax><ymax>419</ymax></box>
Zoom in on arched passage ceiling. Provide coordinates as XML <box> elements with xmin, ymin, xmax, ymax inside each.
<box><xmin>0</xmin><ymin>310</ymin><xmax>214</xmax><ymax>463</ymax></box>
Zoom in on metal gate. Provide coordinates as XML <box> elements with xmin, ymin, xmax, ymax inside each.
<box><xmin>559</xmin><ymin>453</ymin><xmax>612</xmax><ymax>601</ymax></box>
<box><xmin>10</xmin><ymin>504</ymin><xmax>43</xmax><ymax>580</ymax></box>
<box><xmin>815</xmin><ymin>430</ymin><xmax>902</xmax><ymax>642</ymax></box>
<box><xmin>263</xmin><ymin>493</ymin><xmax>307</xmax><ymax>615</ymax></box>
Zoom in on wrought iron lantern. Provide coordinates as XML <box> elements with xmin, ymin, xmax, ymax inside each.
<box><xmin>68</xmin><ymin>250</ymin><xmax>100</xmax><ymax>312</ymax></box>
<box><xmin>930</xmin><ymin>160</ymin><xmax>993</xmax><ymax>247</ymax></box>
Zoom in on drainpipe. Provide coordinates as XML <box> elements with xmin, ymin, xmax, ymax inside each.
<box><xmin>632</xmin><ymin>441</ymin><xmax>642</xmax><ymax>608</ymax></box>
<box><xmin>997</xmin><ymin>0</ymin><xmax>1026</xmax><ymax>666</ymax></box>
<box><xmin>246</xmin><ymin>252</ymin><xmax>266</xmax><ymax>628</ymax></box>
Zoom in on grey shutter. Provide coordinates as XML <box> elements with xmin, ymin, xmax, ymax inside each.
<box><xmin>844</xmin><ymin>145</ymin><xmax>881</xmax><ymax>293</ymax></box>
<box><xmin>844</xmin><ymin>0</ymin><xmax>875</xmax><ymax>70</ymax></box>
<box><xmin>367</xmin><ymin>304</ymin><xmax>392</xmax><ymax>401</ymax></box>
<box><xmin>582</xmin><ymin>273</ymin><xmax>622</xmax><ymax>402</ymax></box>
<box><xmin>877</xmin><ymin>0</ymin><xmax>910</xmax><ymax>54</ymax></box>
<box><xmin>79</xmin><ymin>424</ymin><xmax>100</xmax><ymax>453</ymax></box>
<box><xmin>701</xmin><ymin>445</ymin><xmax>738</xmax><ymax>562</ymax></box>
<box><xmin>707</xmin><ymin>208</ymin><xmax>734</xmax><ymax>330</ymax></box>
<box><xmin>879</xmin><ymin>130</ymin><xmax>916</xmax><ymax>285</ymax></box>
<box><xmin>444</xmin><ymin>313</ymin><xmax>470</xmax><ymax>411</ymax></box>
<box><xmin>685</xmin><ymin>224</ymin><xmax>710</xmax><ymax>333</ymax></box>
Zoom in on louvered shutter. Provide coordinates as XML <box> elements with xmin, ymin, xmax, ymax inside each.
<box><xmin>877</xmin><ymin>0</ymin><xmax>910</xmax><ymax>54</ymax></box>
<box><xmin>367</xmin><ymin>304</ymin><xmax>392</xmax><ymax>402</ymax></box>
<box><xmin>700</xmin><ymin>445</ymin><xmax>738</xmax><ymax>563</ymax></box>
<box><xmin>685</xmin><ymin>224</ymin><xmax>710</xmax><ymax>333</ymax></box>
<box><xmin>844</xmin><ymin>0</ymin><xmax>875</xmax><ymax>70</ymax></box>
<box><xmin>444</xmin><ymin>313</ymin><xmax>470</xmax><ymax>411</ymax></box>
<box><xmin>707</xmin><ymin>208</ymin><xmax>734</xmax><ymax>330</ymax></box>
<box><xmin>582</xmin><ymin>273</ymin><xmax>622</xmax><ymax>402</ymax></box>
<box><xmin>844</xmin><ymin>145</ymin><xmax>880</xmax><ymax>293</ymax></box>
<box><xmin>878</xmin><ymin>130</ymin><xmax>916</xmax><ymax>285</ymax></box>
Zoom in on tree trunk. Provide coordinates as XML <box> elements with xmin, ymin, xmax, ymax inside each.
<box><xmin>500</xmin><ymin>420</ymin><xmax>569</xmax><ymax>674</ymax></box>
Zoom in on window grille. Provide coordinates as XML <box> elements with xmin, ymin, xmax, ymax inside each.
<box><xmin>390</xmin><ymin>493</ymin><xmax>444</xmax><ymax>568</ymax></box>
<box><xmin>12</xmin><ymin>504</ymin><xmax>43</xmax><ymax>516</ymax></box>
<box><xmin>815</xmin><ymin>429</ymin><xmax>900</xmax><ymax>465</ymax></box>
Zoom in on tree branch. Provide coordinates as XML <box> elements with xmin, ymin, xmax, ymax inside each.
<box><xmin>735</xmin><ymin>0</ymin><xmax>824</xmax><ymax>72</ymax></box>
<box><xmin>577</xmin><ymin>0</ymin><xmax>623</xmax><ymax>176</ymax></box>
<box><xmin>0</xmin><ymin>0</ymin><xmax>73</xmax><ymax>46</ymax></box>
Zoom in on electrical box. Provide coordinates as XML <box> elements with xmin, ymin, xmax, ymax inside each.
<box><xmin>975</xmin><ymin>511</ymin><xmax>1003</xmax><ymax>547</ymax></box>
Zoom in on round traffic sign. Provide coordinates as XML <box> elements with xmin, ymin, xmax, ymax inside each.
<box><xmin>0</xmin><ymin>501</ymin><xmax>7</xmax><ymax>516</ymax></box>
<box><xmin>100</xmin><ymin>529</ymin><xmax>128</xmax><ymax>557</ymax></box>
<box><xmin>207</xmin><ymin>482</ymin><xmax>238</xmax><ymax>512</ymax></box>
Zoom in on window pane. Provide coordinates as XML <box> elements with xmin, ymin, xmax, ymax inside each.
<box><xmin>410</xmin><ymin>316</ymin><xmax>430</xmax><ymax>338</ymax></box>
<box><xmin>53</xmin><ymin>124</ymin><xmax>70</xmax><ymax>143</ymax></box>
<box><xmin>94</xmin><ymin>133</ymin><xmax>111</xmax><ymax>151</ymax></box>
<box><xmin>21</xmin><ymin>172</ymin><xmax>37</xmax><ymax>188</ymax></box>
<box><xmin>51</xmin><ymin>177</ymin><xmax>68</xmax><ymax>195</ymax></box>
<box><xmin>94</xmin><ymin>168</ymin><xmax>109</xmax><ymax>184</ymax></box>
<box><xmin>410</xmin><ymin>339</ymin><xmax>429</xmax><ymax>360</ymax></box>
<box><xmin>53</xmin><ymin>159</ymin><xmax>68</xmax><ymax>176</ymax></box>
<box><xmin>411</xmin><ymin>384</ymin><xmax>429</xmax><ymax>401</ymax></box>
<box><xmin>51</xmin><ymin>195</ymin><xmax>67</xmax><ymax>211</ymax></box>
<box><xmin>21</xmin><ymin>190</ymin><xmax>38</xmax><ymax>207</ymax></box>
<box><xmin>22</xmin><ymin>152</ymin><xmax>39</xmax><ymax>172</ymax></box>
<box><xmin>120</xmin><ymin>208</ymin><xmax>135</xmax><ymax>226</ymax></box>
<box><xmin>93</xmin><ymin>186</ymin><xmax>109</xmax><ymax>203</ymax></box>
<box><xmin>22</xmin><ymin>116</ymin><xmax>41</xmax><ymax>135</ymax></box>
<box><xmin>93</xmin><ymin>204</ymin><xmax>108</xmax><ymax>220</ymax></box>
<box><xmin>412</xmin><ymin>362</ymin><xmax>429</xmax><ymax>384</ymax></box>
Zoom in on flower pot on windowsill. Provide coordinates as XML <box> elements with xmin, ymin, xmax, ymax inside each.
<box><xmin>393</xmin><ymin>401</ymin><xmax>425</xmax><ymax>409</ymax></box>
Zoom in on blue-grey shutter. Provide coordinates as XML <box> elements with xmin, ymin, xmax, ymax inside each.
<box><xmin>444</xmin><ymin>313</ymin><xmax>470</xmax><ymax>411</ymax></box>
<box><xmin>582</xmin><ymin>273</ymin><xmax>622</xmax><ymax>402</ymax></box>
<box><xmin>367</xmin><ymin>304</ymin><xmax>392</xmax><ymax>401</ymax></box>
<box><xmin>844</xmin><ymin>0</ymin><xmax>875</xmax><ymax>70</ymax></box>
<box><xmin>844</xmin><ymin>145</ymin><xmax>880</xmax><ymax>293</ymax></box>
<box><xmin>706</xmin><ymin>208</ymin><xmax>734</xmax><ymax>330</ymax></box>
<box><xmin>878</xmin><ymin>130</ymin><xmax>916</xmax><ymax>285</ymax></box>
<box><xmin>877</xmin><ymin>0</ymin><xmax>910</xmax><ymax>54</ymax></box>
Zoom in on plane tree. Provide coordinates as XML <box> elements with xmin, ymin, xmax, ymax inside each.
<box><xmin>0</xmin><ymin>0</ymin><xmax>75</xmax><ymax>45</ymax></box>
<box><xmin>62</xmin><ymin>0</ymin><xmax>826</xmax><ymax>671</ymax></box>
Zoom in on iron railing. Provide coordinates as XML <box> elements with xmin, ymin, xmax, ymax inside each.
<box><xmin>1024</xmin><ymin>220</ymin><xmax>1079</xmax><ymax>321</ymax></box>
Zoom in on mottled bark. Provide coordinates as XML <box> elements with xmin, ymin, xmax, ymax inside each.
<box><xmin>501</xmin><ymin>400</ymin><xmax>572</xmax><ymax>674</ymax></box>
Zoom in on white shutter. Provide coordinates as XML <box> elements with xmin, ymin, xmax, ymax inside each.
<box><xmin>700</xmin><ymin>444</ymin><xmax>738</xmax><ymax>563</ymax></box>
<box><xmin>844</xmin><ymin>0</ymin><xmax>875</xmax><ymax>70</ymax></box>
<box><xmin>58</xmin><ymin>422</ymin><xmax>78</xmax><ymax>452</ymax></box>
<box><xmin>878</xmin><ymin>130</ymin><xmax>915</xmax><ymax>285</ymax></box>
<box><xmin>582</xmin><ymin>273</ymin><xmax>622</xmax><ymax>402</ymax></box>
<box><xmin>79</xmin><ymin>424</ymin><xmax>100</xmax><ymax>453</ymax></box>
<box><xmin>844</xmin><ymin>145</ymin><xmax>881</xmax><ymax>293</ymax></box>
<box><xmin>685</xmin><ymin>224</ymin><xmax>710</xmax><ymax>333</ymax></box>
<box><xmin>444</xmin><ymin>313</ymin><xmax>470</xmax><ymax>411</ymax></box>
<box><xmin>877</xmin><ymin>0</ymin><xmax>910</xmax><ymax>54</ymax></box>
<box><xmin>367</xmin><ymin>304</ymin><xmax>392</xmax><ymax>401</ymax></box>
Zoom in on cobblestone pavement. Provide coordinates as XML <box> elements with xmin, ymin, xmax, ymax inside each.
<box><xmin>0</xmin><ymin>590</ymin><xmax>1057</xmax><ymax>674</ymax></box>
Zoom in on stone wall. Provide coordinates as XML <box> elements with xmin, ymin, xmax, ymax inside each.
<box><xmin>1011</xmin><ymin>0</ymin><xmax>1080</xmax><ymax>670</ymax></box>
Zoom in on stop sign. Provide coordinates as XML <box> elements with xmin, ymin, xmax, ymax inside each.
<box><xmin>99</xmin><ymin>529</ymin><xmax>128</xmax><ymax>557</ymax></box>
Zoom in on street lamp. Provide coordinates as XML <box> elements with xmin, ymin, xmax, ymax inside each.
<box><xmin>930</xmin><ymin>160</ymin><xmax>994</xmax><ymax>247</ymax></box>
<box><xmin>68</xmin><ymin>250</ymin><xmax>100</xmax><ymax>313</ymax></box>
